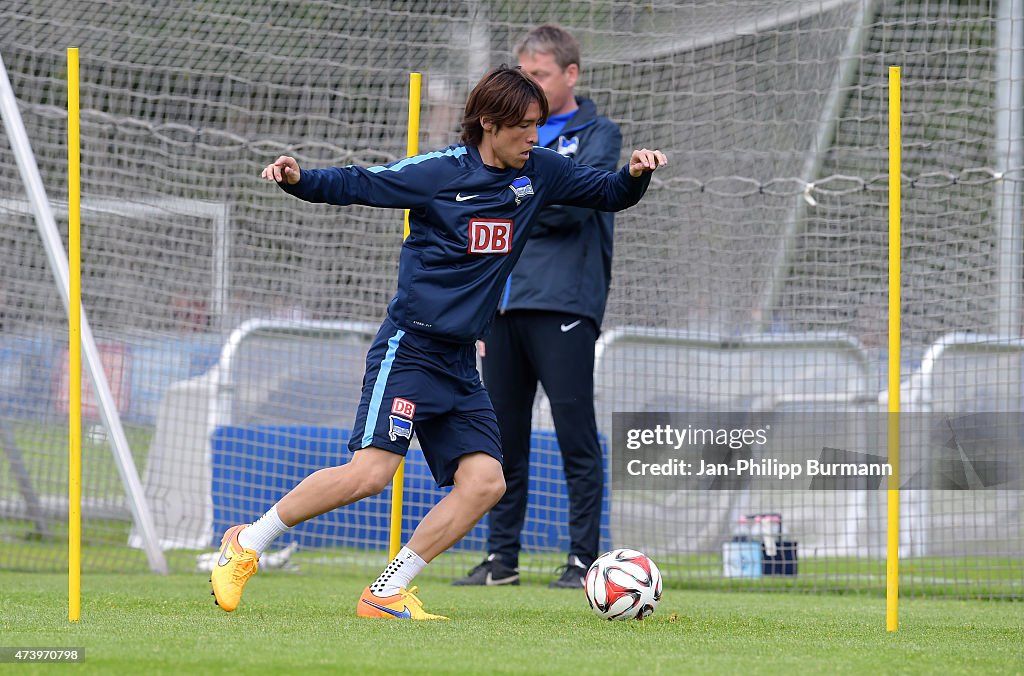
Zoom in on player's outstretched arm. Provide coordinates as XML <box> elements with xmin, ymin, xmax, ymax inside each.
<box><xmin>261</xmin><ymin>155</ymin><xmax>301</xmax><ymax>185</ymax></box>
<box><xmin>628</xmin><ymin>149</ymin><xmax>668</xmax><ymax>177</ymax></box>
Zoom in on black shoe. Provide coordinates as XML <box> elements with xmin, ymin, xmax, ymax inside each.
<box><xmin>451</xmin><ymin>554</ymin><xmax>520</xmax><ymax>586</ymax></box>
<box><xmin>548</xmin><ymin>555</ymin><xmax>589</xmax><ymax>589</ymax></box>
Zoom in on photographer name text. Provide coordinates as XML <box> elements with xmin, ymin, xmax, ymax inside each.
<box><xmin>625</xmin><ymin>457</ymin><xmax>892</xmax><ymax>479</ymax></box>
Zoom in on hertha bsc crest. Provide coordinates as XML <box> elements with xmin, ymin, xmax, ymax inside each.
<box><xmin>509</xmin><ymin>177</ymin><xmax>534</xmax><ymax>206</ymax></box>
<box><xmin>557</xmin><ymin>135</ymin><xmax>579</xmax><ymax>156</ymax></box>
<box><xmin>389</xmin><ymin>415</ymin><xmax>413</xmax><ymax>442</ymax></box>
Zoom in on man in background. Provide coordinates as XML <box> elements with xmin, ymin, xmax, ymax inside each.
<box><xmin>454</xmin><ymin>25</ymin><xmax>622</xmax><ymax>589</ymax></box>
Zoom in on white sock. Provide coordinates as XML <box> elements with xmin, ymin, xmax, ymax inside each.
<box><xmin>370</xmin><ymin>546</ymin><xmax>427</xmax><ymax>597</ymax></box>
<box><xmin>238</xmin><ymin>504</ymin><xmax>290</xmax><ymax>555</ymax></box>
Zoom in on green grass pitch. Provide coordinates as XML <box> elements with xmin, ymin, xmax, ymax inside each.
<box><xmin>1</xmin><ymin>571</ymin><xmax>1021</xmax><ymax>674</ymax></box>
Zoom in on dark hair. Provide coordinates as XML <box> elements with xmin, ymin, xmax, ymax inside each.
<box><xmin>515</xmin><ymin>24</ymin><xmax>581</xmax><ymax>71</ymax></box>
<box><xmin>460</xmin><ymin>65</ymin><xmax>548</xmax><ymax>146</ymax></box>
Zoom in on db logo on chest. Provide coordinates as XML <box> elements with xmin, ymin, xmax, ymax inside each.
<box><xmin>468</xmin><ymin>218</ymin><xmax>513</xmax><ymax>254</ymax></box>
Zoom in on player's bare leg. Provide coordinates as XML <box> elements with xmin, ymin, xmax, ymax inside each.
<box><xmin>275</xmin><ymin>447</ymin><xmax>403</xmax><ymax>524</ymax></box>
<box><xmin>212</xmin><ymin>448</ymin><xmax>401</xmax><ymax>612</ymax></box>
<box><xmin>406</xmin><ymin>452</ymin><xmax>506</xmax><ymax>561</ymax></box>
<box><xmin>357</xmin><ymin>452</ymin><xmax>505</xmax><ymax>620</ymax></box>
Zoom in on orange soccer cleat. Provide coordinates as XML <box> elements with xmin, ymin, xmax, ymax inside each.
<box><xmin>209</xmin><ymin>524</ymin><xmax>259</xmax><ymax>612</ymax></box>
<box><xmin>356</xmin><ymin>585</ymin><xmax>448</xmax><ymax>620</ymax></box>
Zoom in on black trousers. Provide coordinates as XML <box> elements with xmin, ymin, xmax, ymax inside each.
<box><xmin>482</xmin><ymin>310</ymin><xmax>603</xmax><ymax>568</ymax></box>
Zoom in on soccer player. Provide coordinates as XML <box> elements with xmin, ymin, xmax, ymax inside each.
<box><xmin>210</xmin><ymin>65</ymin><xmax>667</xmax><ymax>620</ymax></box>
<box><xmin>453</xmin><ymin>24</ymin><xmax>622</xmax><ymax>590</ymax></box>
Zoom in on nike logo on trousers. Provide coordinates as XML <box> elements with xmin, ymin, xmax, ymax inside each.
<box><xmin>560</xmin><ymin>320</ymin><xmax>582</xmax><ymax>332</ymax></box>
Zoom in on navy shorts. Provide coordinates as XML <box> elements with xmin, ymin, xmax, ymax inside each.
<box><xmin>349</xmin><ymin>317</ymin><xmax>502</xmax><ymax>487</ymax></box>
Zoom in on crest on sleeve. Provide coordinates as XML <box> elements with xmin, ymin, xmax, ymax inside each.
<box><xmin>557</xmin><ymin>135</ymin><xmax>579</xmax><ymax>156</ymax></box>
<box><xmin>508</xmin><ymin>177</ymin><xmax>535</xmax><ymax>206</ymax></box>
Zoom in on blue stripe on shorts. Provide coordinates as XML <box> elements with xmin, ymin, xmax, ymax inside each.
<box><xmin>361</xmin><ymin>328</ymin><xmax>405</xmax><ymax>448</ymax></box>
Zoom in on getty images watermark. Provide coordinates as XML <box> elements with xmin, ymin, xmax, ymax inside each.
<box><xmin>612</xmin><ymin>412</ymin><xmax>1021</xmax><ymax>491</ymax></box>
<box><xmin>623</xmin><ymin>424</ymin><xmax>889</xmax><ymax>480</ymax></box>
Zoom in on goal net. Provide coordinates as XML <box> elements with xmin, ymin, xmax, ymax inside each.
<box><xmin>0</xmin><ymin>0</ymin><xmax>1020</xmax><ymax>597</ymax></box>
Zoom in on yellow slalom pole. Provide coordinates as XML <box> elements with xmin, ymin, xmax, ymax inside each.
<box><xmin>402</xmin><ymin>73</ymin><xmax>421</xmax><ymax>241</ymax></box>
<box><xmin>67</xmin><ymin>47</ymin><xmax>82</xmax><ymax>623</ymax></box>
<box><xmin>389</xmin><ymin>72</ymin><xmax>421</xmax><ymax>560</ymax></box>
<box><xmin>886</xmin><ymin>65</ymin><xmax>901</xmax><ymax>633</ymax></box>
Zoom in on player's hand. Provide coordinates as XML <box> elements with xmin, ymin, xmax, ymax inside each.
<box><xmin>476</xmin><ymin>340</ymin><xmax>486</xmax><ymax>358</ymax></box>
<box><xmin>628</xmin><ymin>149</ymin><xmax>668</xmax><ymax>177</ymax></box>
<box><xmin>261</xmin><ymin>156</ymin><xmax>301</xmax><ymax>185</ymax></box>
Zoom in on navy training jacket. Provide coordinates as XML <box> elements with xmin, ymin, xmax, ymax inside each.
<box><xmin>498</xmin><ymin>97</ymin><xmax>622</xmax><ymax>329</ymax></box>
<box><xmin>280</xmin><ymin>143</ymin><xmax>651</xmax><ymax>344</ymax></box>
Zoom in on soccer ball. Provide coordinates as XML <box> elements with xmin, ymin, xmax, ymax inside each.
<box><xmin>584</xmin><ymin>548</ymin><xmax>662</xmax><ymax>620</ymax></box>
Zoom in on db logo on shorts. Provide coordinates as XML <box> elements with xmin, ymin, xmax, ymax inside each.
<box><xmin>468</xmin><ymin>218</ymin><xmax>512</xmax><ymax>254</ymax></box>
<box><xmin>391</xmin><ymin>398</ymin><xmax>416</xmax><ymax>418</ymax></box>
